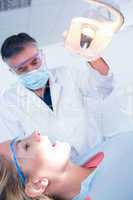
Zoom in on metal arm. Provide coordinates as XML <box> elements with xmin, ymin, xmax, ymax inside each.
<box><xmin>85</xmin><ymin>0</ymin><xmax>124</xmax><ymax>32</ymax></box>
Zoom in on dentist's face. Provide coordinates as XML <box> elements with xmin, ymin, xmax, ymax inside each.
<box><xmin>0</xmin><ymin>132</ymin><xmax>71</xmax><ymax>179</ymax></box>
<box><xmin>7</xmin><ymin>44</ymin><xmax>44</xmax><ymax>75</ymax></box>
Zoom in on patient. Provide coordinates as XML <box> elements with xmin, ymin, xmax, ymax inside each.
<box><xmin>0</xmin><ymin>131</ymin><xmax>133</xmax><ymax>200</ymax></box>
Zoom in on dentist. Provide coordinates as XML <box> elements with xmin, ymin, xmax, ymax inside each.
<box><xmin>0</xmin><ymin>33</ymin><xmax>113</xmax><ymax>159</ymax></box>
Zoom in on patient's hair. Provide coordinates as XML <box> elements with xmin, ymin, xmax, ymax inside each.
<box><xmin>0</xmin><ymin>154</ymin><xmax>54</xmax><ymax>200</ymax></box>
<box><xmin>1</xmin><ymin>33</ymin><xmax>37</xmax><ymax>61</ymax></box>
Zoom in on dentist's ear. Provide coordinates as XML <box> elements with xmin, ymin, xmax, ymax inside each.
<box><xmin>25</xmin><ymin>177</ymin><xmax>49</xmax><ymax>198</ymax></box>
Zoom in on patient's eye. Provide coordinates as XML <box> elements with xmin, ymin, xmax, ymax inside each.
<box><xmin>24</xmin><ymin>143</ymin><xmax>30</xmax><ymax>151</ymax></box>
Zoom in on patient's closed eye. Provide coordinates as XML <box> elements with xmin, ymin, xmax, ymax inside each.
<box><xmin>24</xmin><ymin>143</ymin><xmax>30</xmax><ymax>151</ymax></box>
<box><xmin>16</xmin><ymin>140</ymin><xmax>30</xmax><ymax>151</ymax></box>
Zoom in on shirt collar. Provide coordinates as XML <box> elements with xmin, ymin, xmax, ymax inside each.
<box><xmin>72</xmin><ymin>170</ymin><xmax>97</xmax><ymax>200</ymax></box>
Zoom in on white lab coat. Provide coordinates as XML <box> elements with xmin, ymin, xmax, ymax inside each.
<box><xmin>0</xmin><ymin>64</ymin><xmax>113</xmax><ymax>158</ymax></box>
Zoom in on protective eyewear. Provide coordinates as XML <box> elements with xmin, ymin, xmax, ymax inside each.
<box><xmin>10</xmin><ymin>49</ymin><xmax>45</xmax><ymax>75</ymax></box>
<box><xmin>10</xmin><ymin>137</ymin><xmax>26</xmax><ymax>186</ymax></box>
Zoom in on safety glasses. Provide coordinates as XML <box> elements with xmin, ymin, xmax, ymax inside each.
<box><xmin>10</xmin><ymin>49</ymin><xmax>45</xmax><ymax>75</ymax></box>
<box><xmin>10</xmin><ymin>137</ymin><xmax>26</xmax><ymax>186</ymax></box>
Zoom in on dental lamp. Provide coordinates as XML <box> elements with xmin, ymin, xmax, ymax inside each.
<box><xmin>64</xmin><ymin>0</ymin><xmax>124</xmax><ymax>61</ymax></box>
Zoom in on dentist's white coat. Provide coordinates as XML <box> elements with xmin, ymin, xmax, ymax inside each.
<box><xmin>0</xmin><ymin>65</ymin><xmax>113</xmax><ymax>158</ymax></box>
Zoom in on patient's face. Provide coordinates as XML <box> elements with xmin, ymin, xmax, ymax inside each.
<box><xmin>0</xmin><ymin>132</ymin><xmax>71</xmax><ymax>178</ymax></box>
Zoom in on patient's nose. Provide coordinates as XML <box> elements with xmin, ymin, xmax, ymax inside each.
<box><xmin>31</xmin><ymin>131</ymin><xmax>41</xmax><ymax>142</ymax></box>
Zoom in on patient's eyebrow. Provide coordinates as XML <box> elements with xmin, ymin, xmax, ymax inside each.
<box><xmin>15</xmin><ymin>140</ymin><xmax>21</xmax><ymax>150</ymax></box>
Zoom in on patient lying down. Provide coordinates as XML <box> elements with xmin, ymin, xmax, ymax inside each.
<box><xmin>0</xmin><ymin>131</ymin><xmax>133</xmax><ymax>200</ymax></box>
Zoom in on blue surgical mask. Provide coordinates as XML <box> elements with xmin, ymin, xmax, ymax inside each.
<box><xmin>19</xmin><ymin>65</ymin><xmax>49</xmax><ymax>90</ymax></box>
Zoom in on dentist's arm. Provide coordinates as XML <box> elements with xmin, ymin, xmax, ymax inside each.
<box><xmin>87</xmin><ymin>57</ymin><xmax>109</xmax><ymax>76</ymax></box>
<box><xmin>69</xmin><ymin>56</ymin><xmax>114</xmax><ymax>99</ymax></box>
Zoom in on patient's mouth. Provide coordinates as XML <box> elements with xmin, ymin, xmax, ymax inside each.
<box><xmin>52</xmin><ymin>141</ymin><xmax>61</xmax><ymax>147</ymax></box>
<box><xmin>52</xmin><ymin>143</ymin><xmax>56</xmax><ymax>147</ymax></box>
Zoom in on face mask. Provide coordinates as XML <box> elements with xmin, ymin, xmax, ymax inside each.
<box><xmin>19</xmin><ymin>65</ymin><xmax>49</xmax><ymax>90</ymax></box>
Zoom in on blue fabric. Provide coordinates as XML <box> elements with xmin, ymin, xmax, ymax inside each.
<box><xmin>41</xmin><ymin>80</ymin><xmax>53</xmax><ymax>110</ymax></box>
<box><xmin>73</xmin><ymin>132</ymin><xmax>133</xmax><ymax>200</ymax></box>
<box><xmin>10</xmin><ymin>137</ymin><xmax>26</xmax><ymax>185</ymax></box>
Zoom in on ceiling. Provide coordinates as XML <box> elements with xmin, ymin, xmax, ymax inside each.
<box><xmin>0</xmin><ymin>0</ymin><xmax>132</xmax><ymax>46</ymax></box>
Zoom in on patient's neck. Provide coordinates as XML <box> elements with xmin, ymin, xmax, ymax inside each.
<box><xmin>48</xmin><ymin>162</ymin><xmax>94</xmax><ymax>200</ymax></box>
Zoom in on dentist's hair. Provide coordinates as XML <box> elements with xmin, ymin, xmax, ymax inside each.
<box><xmin>0</xmin><ymin>154</ymin><xmax>54</xmax><ymax>200</ymax></box>
<box><xmin>1</xmin><ymin>33</ymin><xmax>37</xmax><ymax>61</ymax></box>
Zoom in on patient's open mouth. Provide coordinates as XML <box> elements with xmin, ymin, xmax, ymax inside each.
<box><xmin>52</xmin><ymin>141</ymin><xmax>61</xmax><ymax>147</ymax></box>
<box><xmin>52</xmin><ymin>142</ymin><xmax>57</xmax><ymax>147</ymax></box>
<box><xmin>52</xmin><ymin>141</ymin><xmax>60</xmax><ymax>147</ymax></box>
